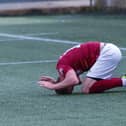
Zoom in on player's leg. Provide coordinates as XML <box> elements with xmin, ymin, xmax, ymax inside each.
<box><xmin>82</xmin><ymin>43</ymin><xmax>123</xmax><ymax>94</ymax></box>
<box><xmin>89</xmin><ymin>75</ymin><xmax>126</xmax><ymax>93</ymax></box>
<box><xmin>89</xmin><ymin>78</ymin><xmax>122</xmax><ymax>93</ymax></box>
<box><xmin>82</xmin><ymin>77</ymin><xmax>126</xmax><ymax>94</ymax></box>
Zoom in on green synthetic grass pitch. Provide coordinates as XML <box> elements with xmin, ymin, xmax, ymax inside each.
<box><xmin>0</xmin><ymin>14</ymin><xmax>126</xmax><ymax>126</ymax></box>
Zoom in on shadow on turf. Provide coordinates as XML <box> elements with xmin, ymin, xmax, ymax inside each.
<box><xmin>46</xmin><ymin>89</ymin><xmax>126</xmax><ymax>96</ymax></box>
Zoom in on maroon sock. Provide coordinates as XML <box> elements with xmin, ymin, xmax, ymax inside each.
<box><xmin>89</xmin><ymin>78</ymin><xmax>122</xmax><ymax>93</ymax></box>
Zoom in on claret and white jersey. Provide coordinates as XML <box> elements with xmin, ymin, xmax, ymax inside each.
<box><xmin>56</xmin><ymin>41</ymin><xmax>122</xmax><ymax>79</ymax></box>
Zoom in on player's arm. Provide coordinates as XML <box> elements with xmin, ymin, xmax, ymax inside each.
<box><xmin>53</xmin><ymin>69</ymin><xmax>79</xmax><ymax>90</ymax></box>
<box><xmin>38</xmin><ymin>69</ymin><xmax>79</xmax><ymax>90</ymax></box>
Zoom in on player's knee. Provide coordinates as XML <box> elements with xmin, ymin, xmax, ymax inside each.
<box><xmin>81</xmin><ymin>78</ymin><xmax>97</xmax><ymax>94</ymax></box>
<box><xmin>81</xmin><ymin>86</ymin><xmax>90</xmax><ymax>94</ymax></box>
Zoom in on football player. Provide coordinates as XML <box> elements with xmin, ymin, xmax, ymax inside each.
<box><xmin>38</xmin><ymin>41</ymin><xmax>126</xmax><ymax>94</ymax></box>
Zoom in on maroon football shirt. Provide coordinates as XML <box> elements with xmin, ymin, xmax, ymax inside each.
<box><xmin>56</xmin><ymin>41</ymin><xmax>100</xmax><ymax>77</ymax></box>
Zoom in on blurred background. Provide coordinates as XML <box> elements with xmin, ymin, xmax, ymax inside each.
<box><xmin>0</xmin><ymin>0</ymin><xmax>126</xmax><ymax>16</ymax></box>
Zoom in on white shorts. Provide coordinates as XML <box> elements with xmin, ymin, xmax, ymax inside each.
<box><xmin>86</xmin><ymin>43</ymin><xmax>122</xmax><ymax>79</ymax></box>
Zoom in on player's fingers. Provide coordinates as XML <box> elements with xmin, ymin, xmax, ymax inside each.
<box><xmin>38</xmin><ymin>81</ymin><xmax>44</xmax><ymax>86</ymax></box>
<box><xmin>41</xmin><ymin>76</ymin><xmax>52</xmax><ymax>79</ymax></box>
<box><xmin>39</xmin><ymin>76</ymin><xmax>52</xmax><ymax>81</ymax></box>
<box><xmin>39</xmin><ymin>76</ymin><xmax>48</xmax><ymax>80</ymax></box>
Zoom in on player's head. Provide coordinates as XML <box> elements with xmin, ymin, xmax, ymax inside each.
<box><xmin>55</xmin><ymin>77</ymin><xmax>73</xmax><ymax>95</ymax></box>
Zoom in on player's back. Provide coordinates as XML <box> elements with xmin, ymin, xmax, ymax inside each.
<box><xmin>57</xmin><ymin>41</ymin><xmax>101</xmax><ymax>74</ymax></box>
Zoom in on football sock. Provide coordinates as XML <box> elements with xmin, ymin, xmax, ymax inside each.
<box><xmin>89</xmin><ymin>78</ymin><xmax>122</xmax><ymax>93</ymax></box>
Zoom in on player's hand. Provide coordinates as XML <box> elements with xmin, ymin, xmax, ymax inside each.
<box><xmin>39</xmin><ymin>76</ymin><xmax>56</xmax><ymax>83</ymax></box>
<box><xmin>38</xmin><ymin>81</ymin><xmax>55</xmax><ymax>90</ymax></box>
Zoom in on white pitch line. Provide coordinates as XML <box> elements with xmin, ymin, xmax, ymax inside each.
<box><xmin>27</xmin><ymin>32</ymin><xmax>59</xmax><ymax>36</ymax></box>
<box><xmin>0</xmin><ymin>33</ymin><xmax>126</xmax><ymax>51</ymax></box>
<box><xmin>0</xmin><ymin>38</ymin><xmax>19</xmax><ymax>42</ymax></box>
<box><xmin>120</xmin><ymin>47</ymin><xmax>126</xmax><ymax>51</ymax></box>
<box><xmin>0</xmin><ymin>55</ymin><xmax>126</xmax><ymax>66</ymax></box>
<box><xmin>0</xmin><ymin>33</ymin><xmax>79</xmax><ymax>45</ymax></box>
<box><xmin>0</xmin><ymin>32</ymin><xmax>59</xmax><ymax>42</ymax></box>
<box><xmin>0</xmin><ymin>60</ymin><xmax>57</xmax><ymax>66</ymax></box>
